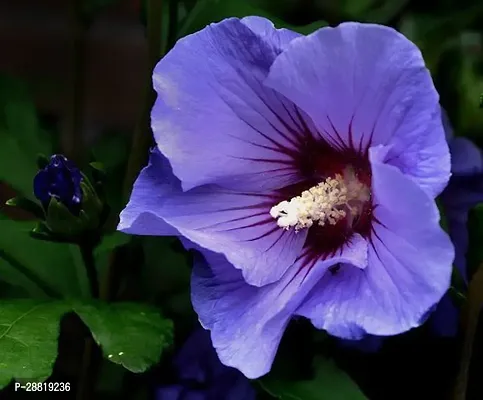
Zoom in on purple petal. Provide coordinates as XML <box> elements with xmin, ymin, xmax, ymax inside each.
<box><xmin>33</xmin><ymin>169</ymin><xmax>50</xmax><ymax>204</ymax></box>
<box><xmin>449</xmin><ymin>137</ymin><xmax>483</xmax><ymax>176</ymax></box>
<box><xmin>183</xmin><ymin>391</ymin><xmax>207</xmax><ymax>400</ymax></box>
<box><xmin>240</xmin><ymin>16</ymin><xmax>300</xmax><ymax>50</ymax></box>
<box><xmin>189</xmin><ymin>235</ymin><xmax>367</xmax><ymax>378</ymax></box>
<box><xmin>296</xmin><ymin>146</ymin><xmax>454</xmax><ymax>338</ymax></box>
<box><xmin>265</xmin><ymin>22</ymin><xmax>450</xmax><ymax>197</ymax></box>
<box><xmin>429</xmin><ymin>294</ymin><xmax>459</xmax><ymax>337</ymax></box>
<box><xmin>173</xmin><ymin>329</ymin><xmax>215</xmax><ymax>383</ymax></box>
<box><xmin>152</xmin><ymin>17</ymin><xmax>305</xmax><ymax>191</ymax></box>
<box><xmin>117</xmin><ymin>148</ymin><xmax>181</xmax><ymax>236</ymax></box>
<box><xmin>160</xmin><ymin>187</ymin><xmax>306</xmax><ymax>286</ymax></box>
<box><xmin>156</xmin><ymin>385</ymin><xmax>184</xmax><ymax>400</ymax></box>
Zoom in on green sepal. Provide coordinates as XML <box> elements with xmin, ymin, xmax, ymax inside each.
<box><xmin>30</xmin><ymin>222</ymin><xmax>76</xmax><ymax>244</ymax></box>
<box><xmin>5</xmin><ymin>197</ymin><xmax>45</xmax><ymax>220</ymax></box>
<box><xmin>45</xmin><ymin>198</ymin><xmax>86</xmax><ymax>236</ymax></box>
<box><xmin>79</xmin><ymin>180</ymin><xmax>103</xmax><ymax>229</ymax></box>
<box><xmin>41</xmin><ymin>176</ymin><xmax>104</xmax><ymax>238</ymax></box>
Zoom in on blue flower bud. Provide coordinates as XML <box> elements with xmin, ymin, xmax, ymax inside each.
<box><xmin>33</xmin><ymin>154</ymin><xmax>83</xmax><ymax>215</ymax></box>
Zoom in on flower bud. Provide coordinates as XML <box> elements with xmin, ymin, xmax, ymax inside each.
<box><xmin>32</xmin><ymin>154</ymin><xmax>104</xmax><ymax>238</ymax></box>
<box><xmin>33</xmin><ymin>154</ymin><xmax>83</xmax><ymax>215</ymax></box>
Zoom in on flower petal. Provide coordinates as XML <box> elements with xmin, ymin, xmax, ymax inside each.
<box><xmin>160</xmin><ymin>187</ymin><xmax>306</xmax><ymax>286</ymax></box>
<box><xmin>189</xmin><ymin>235</ymin><xmax>367</xmax><ymax>378</ymax></box>
<box><xmin>33</xmin><ymin>169</ymin><xmax>50</xmax><ymax>204</ymax></box>
<box><xmin>265</xmin><ymin>22</ymin><xmax>450</xmax><ymax>197</ymax></box>
<box><xmin>117</xmin><ymin>148</ymin><xmax>181</xmax><ymax>236</ymax></box>
<box><xmin>240</xmin><ymin>16</ymin><xmax>300</xmax><ymax>50</ymax></box>
<box><xmin>429</xmin><ymin>294</ymin><xmax>459</xmax><ymax>337</ymax></box>
<box><xmin>156</xmin><ymin>385</ymin><xmax>184</xmax><ymax>400</ymax></box>
<box><xmin>449</xmin><ymin>137</ymin><xmax>483</xmax><ymax>176</ymax></box>
<box><xmin>152</xmin><ymin>17</ymin><xmax>304</xmax><ymax>191</ymax></box>
<box><xmin>441</xmin><ymin>173</ymin><xmax>483</xmax><ymax>280</ymax></box>
<box><xmin>295</xmin><ymin>146</ymin><xmax>454</xmax><ymax>338</ymax></box>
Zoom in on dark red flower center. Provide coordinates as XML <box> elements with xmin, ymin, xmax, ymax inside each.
<box><xmin>276</xmin><ymin>136</ymin><xmax>373</xmax><ymax>259</ymax></box>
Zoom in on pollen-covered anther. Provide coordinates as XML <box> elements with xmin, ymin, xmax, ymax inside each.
<box><xmin>270</xmin><ymin>173</ymin><xmax>367</xmax><ymax>232</ymax></box>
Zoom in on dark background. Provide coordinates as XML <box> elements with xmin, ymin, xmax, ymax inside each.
<box><xmin>1</xmin><ymin>0</ymin><xmax>483</xmax><ymax>399</ymax></box>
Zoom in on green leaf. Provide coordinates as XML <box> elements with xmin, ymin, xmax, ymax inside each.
<box><xmin>0</xmin><ymin>220</ymin><xmax>89</xmax><ymax>298</ymax></box>
<box><xmin>73</xmin><ymin>301</ymin><xmax>173</xmax><ymax>373</ymax></box>
<box><xmin>0</xmin><ymin>299</ymin><xmax>173</xmax><ymax>388</ymax></box>
<box><xmin>178</xmin><ymin>0</ymin><xmax>326</xmax><ymax>39</ymax></box>
<box><xmin>5</xmin><ymin>197</ymin><xmax>44</xmax><ymax>220</ymax></box>
<box><xmin>0</xmin><ymin>76</ymin><xmax>53</xmax><ymax>199</ymax></box>
<box><xmin>89</xmin><ymin>161</ymin><xmax>105</xmax><ymax>170</ymax></box>
<box><xmin>0</xmin><ymin>300</ymin><xmax>69</xmax><ymax>388</ymax></box>
<box><xmin>260</xmin><ymin>356</ymin><xmax>367</xmax><ymax>400</ymax></box>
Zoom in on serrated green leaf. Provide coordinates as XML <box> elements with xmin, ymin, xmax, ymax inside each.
<box><xmin>73</xmin><ymin>301</ymin><xmax>173</xmax><ymax>373</ymax></box>
<box><xmin>0</xmin><ymin>300</ymin><xmax>70</xmax><ymax>388</ymax></box>
<box><xmin>0</xmin><ymin>76</ymin><xmax>53</xmax><ymax>199</ymax></box>
<box><xmin>0</xmin><ymin>299</ymin><xmax>173</xmax><ymax>389</ymax></box>
<box><xmin>260</xmin><ymin>356</ymin><xmax>367</xmax><ymax>400</ymax></box>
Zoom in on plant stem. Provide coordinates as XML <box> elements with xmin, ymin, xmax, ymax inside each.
<box><xmin>122</xmin><ymin>0</ymin><xmax>164</xmax><ymax>200</ymax></box>
<box><xmin>76</xmin><ymin>238</ymin><xmax>101</xmax><ymax>400</ymax></box>
<box><xmin>453</xmin><ymin>267</ymin><xmax>483</xmax><ymax>400</ymax></box>
<box><xmin>79</xmin><ymin>240</ymin><xmax>99</xmax><ymax>298</ymax></box>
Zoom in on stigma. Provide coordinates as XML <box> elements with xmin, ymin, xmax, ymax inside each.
<box><xmin>270</xmin><ymin>168</ymin><xmax>370</xmax><ymax>232</ymax></box>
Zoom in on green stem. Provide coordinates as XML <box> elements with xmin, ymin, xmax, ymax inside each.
<box><xmin>76</xmin><ymin>238</ymin><xmax>100</xmax><ymax>400</ymax></box>
<box><xmin>79</xmin><ymin>241</ymin><xmax>99</xmax><ymax>298</ymax></box>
